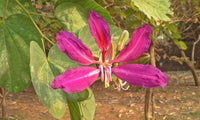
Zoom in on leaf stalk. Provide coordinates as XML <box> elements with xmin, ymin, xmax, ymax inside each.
<box><xmin>15</xmin><ymin>0</ymin><xmax>55</xmax><ymax>49</ymax></box>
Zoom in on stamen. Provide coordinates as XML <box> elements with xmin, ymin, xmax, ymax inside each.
<box><xmin>121</xmin><ymin>81</ymin><xmax>127</xmax><ymax>86</ymax></box>
<box><xmin>107</xmin><ymin>66</ymin><xmax>112</xmax><ymax>82</ymax></box>
<box><xmin>114</xmin><ymin>78</ymin><xmax>121</xmax><ymax>91</ymax></box>
<box><xmin>105</xmin><ymin>66</ymin><xmax>112</xmax><ymax>88</ymax></box>
<box><xmin>100</xmin><ymin>65</ymin><xmax>104</xmax><ymax>82</ymax></box>
<box><xmin>121</xmin><ymin>81</ymin><xmax>130</xmax><ymax>90</ymax></box>
<box><xmin>104</xmin><ymin>70</ymin><xmax>109</xmax><ymax>88</ymax></box>
<box><xmin>114</xmin><ymin>79</ymin><xmax>130</xmax><ymax>91</ymax></box>
<box><xmin>105</xmin><ymin>83</ymin><xmax>110</xmax><ymax>88</ymax></box>
<box><xmin>121</xmin><ymin>85</ymin><xmax>130</xmax><ymax>90</ymax></box>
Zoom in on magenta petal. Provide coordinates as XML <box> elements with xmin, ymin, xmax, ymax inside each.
<box><xmin>112</xmin><ymin>64</ymin><xmax>168</xmax><ymax>88</ymax></box>
<box><xmin>56</xmin><ymin>30</ymin><xmax>97</xmax><ymax>65</ymax></box>
<box><xmin>52</xmin><ymin>67</ymin><xmax>100</xmax><ymax>93</ymax></box>
<box><xmin>88</xmin><ymin>10</ymin><xmax>111</xmax><ymax>52</ymax></box>
<box><xmin>111</xmin><ymin>24</ymin><xmax>152</xmax><ymax>63</ymax></box>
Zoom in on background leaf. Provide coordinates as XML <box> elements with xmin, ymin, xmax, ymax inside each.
<box><xmin>0</xmin><ymin>0</ymin><xmax>37</xmax><ymax>19</ymax></box>
<box><xmin>30</xmin><ymin>41</ymin><xmax>66</xmax><ymax>119</ymax></box>
<box><xmin>173</xmin><ymin>40</ymin><xmax>188</xmax><ymax>50</ymax></box>
<box><xmin>165</xmin><ymin>22</ymin><xmax>181</xmax><ymax>39</ymax></box>
<box><xmin>48</xmin><ymin>44</ymin><xmax>80</xmax><ymax>75</ymax></box>
<box><xmin>131</xmin><ymin>0</ymin><xmax>173</xmax><ymax>21</ymax></box>
<box><xmin>54</xmin><ymin>0</ymin><xmax>114</xmax><ymax>35</ymax></box>
<box><xmin>0</xmin><ymin>14</ymin><xmax>41</xmax><ymax>93</ymax></box>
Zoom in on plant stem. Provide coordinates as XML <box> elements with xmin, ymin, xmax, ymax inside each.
<box><xmin>145</xmin><ymin>42</ymin><xmax>155</xmax><ymax>120</ymax></box>
<box><xmin>41</xmin><ymin>37</ymin><xmax>46</xmax><ymax>53</ymax></box>
<box><xmin>192</xmin><ymin>35</ymin><xmax>200</xmax><ymax>62</ymax></box>
<box><xmin>163</xmin><ymin>29</ymin><xmax>199</xmax><ymax>86</ymax></box>
<box><xmin>180</xmin><ymin>50</ymin><xmax>199</xmax><ymax>86</ymax></box>
<box><xmin>15</xmin><ymin>0</ymin><xmax>55</xmax><ymax>47</ymax></box>
<box><xmin>145</xmin><ymin>89</ymin><xmax>154</xmax><ymax>120</ymax></box>
<box><xmin>0</xmin><ymin>87</ymin><xmax>8</xmax><ymax>120</ymax></box>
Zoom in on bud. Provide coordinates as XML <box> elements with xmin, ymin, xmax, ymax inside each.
<box><xmin>117</xmin><ymin>30</ymin><xmax>129</xmax><ymax>51</ymax></box>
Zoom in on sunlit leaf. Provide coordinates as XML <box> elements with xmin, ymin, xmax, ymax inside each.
<box><xmin>131</xmin><ymin>0</ymin><xmax>173</xmax><ymax>21</ymax></box>
<box><xmin>0</xmin><ymin>14</ymin><xmax>41</xmax><ymax>93</ymax></box>
<box><xmin>173</xmin><ymin>40</ymin><xmax>187</xmax><ymax>50</ymax></box>
<box><xmin>30</xmin><ymin>41</ymin><xmax>66</xmax><ymax>119</ymax></box>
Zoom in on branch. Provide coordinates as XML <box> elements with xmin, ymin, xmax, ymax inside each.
<box><xmin>15</xmin><ymin>0</ymin><xmax>55</xmax><ymax>48</ymax></box>
<box><xmin>192</xmin><ymin>35</ymin><xmax>200</xmax><ymax>62</ymax></box>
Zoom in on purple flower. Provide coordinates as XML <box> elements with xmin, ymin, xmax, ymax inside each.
<box><xmin>52</xmin><ymin>11</ymin><xmax>168</xmax><ymax>93</ymax></box>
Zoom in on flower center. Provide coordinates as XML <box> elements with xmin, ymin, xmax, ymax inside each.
<box><xmin>99</xmin><ymin>61</ymin><xmax>112</xmax><ymax>88</ymax></box>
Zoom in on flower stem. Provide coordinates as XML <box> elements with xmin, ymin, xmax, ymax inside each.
<box><xmin>15</xmin><ymin>0</ymin><xmax>55</xmax><ymax>48</ymax></box>
<box><xmin>0</xmin><ymin>87</ymin><xmax>8</xmax><ymax>120</ymax></box>
<box><xmin>144</xmin><ymin>42</ymin><xmax>155</xmax><ymax>120</ymax></box>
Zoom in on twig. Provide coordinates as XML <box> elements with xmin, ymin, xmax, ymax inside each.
<box><xmin>29</xmin><ymin>12</ymin><xmax>55</xmax><ymax>18</ymax></box>
<box><xmin>192</xmin><ymin>35</ymin><xmax>200</xmax><ymax>62</ymax></box>
<box><xmin>15</xmin><ymin>0</ymin><xmax>55</xmax><ymax>49</ymax></box>
<box><xmin>162</xmin><ymin>29</ymin><xmax>199</xmax><ymax>86</ymax></box>
<box><xmin>181</xmin><ymin>23</ymin><xmax>193</xmax><ymax>33</ymax></box>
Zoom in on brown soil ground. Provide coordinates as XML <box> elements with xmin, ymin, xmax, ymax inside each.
<box><xmin>1</xmin><ymin>70</ymin><xmax>200</xmax><ymax>120</ymax></box>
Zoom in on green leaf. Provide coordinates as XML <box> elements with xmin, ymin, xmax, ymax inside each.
<box><xmin>65</xmin><ymin>88</ymin><xmax>90</xmax><ymax>102</ymax></box>
<box><xmin>128</xmin><ymin>53</ymin><xmax>150</xmax><ymax>64</ymax></box>
<box><xmin>165</xmin><ymin>22</ymin><xmax>177</xmax><ymax>33</ymax></box>
<box><xmin>131</xmin><ymin>0</ymin><xmax>173</xmax><ymax>21</ymax></box>
<box><xmin>0</xmin><ymin>0</ymin><xmax>37</xmax><ymax>19</ymax></box>
<box><xmin>78</xmin><ymin>25</ymin><xmax>122</xmax><ymax>58</ymax></box>
<box><xmin>0</xmin><ymin>14</ymin><xmax>41</xmax><ymax>93</ymax></box>
<box><xmin>172</xmin><ymin>32</ymin><xmax>181</xmax><ymax>39</ymax></box>
<box><xmin>55</xmin><ymin>0</ymin><xmax>114</xmax><ymax>35</ymax></box>
<box><xmin>67</xmin><ymin>88</ymin><xmax>96</xmax><ymax>120</ymax></box>
<box><xmin>30</xmin><ymin>41</ymin><xmax>66</xmax><ymax>119</ymax></box>
<box><xmin>173</xmin><ymin>40</ymin><xmax>187</xmax><ymax>50</ymax></box>
<box><xmin>48</xmin><ymin>44</ymin><xmax>80</xmax><ymax>75</ymax></box>
<box><xmin>165</xmin><ymin>22</ymin><xmax>181</xmax><ymax>39</ymax></box>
